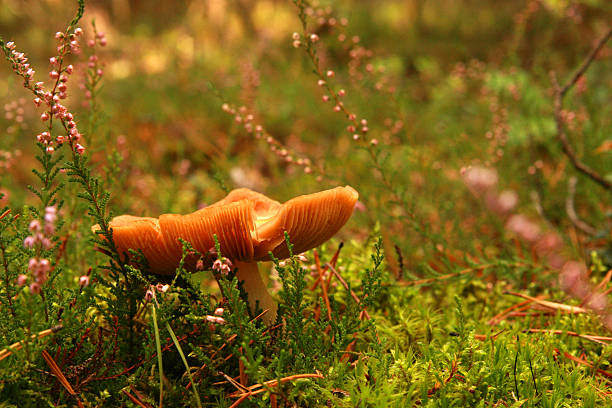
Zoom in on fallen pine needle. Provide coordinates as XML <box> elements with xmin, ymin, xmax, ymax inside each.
<box><xmin>563</xmin><ymin>351</ymin><xmax>612</xmax><ymax>381</ymax></box>
<box><xmin>41</xmin><ymin>349</ymin><xmax>76</xmax><ymax>395</ymax></box>
<box><xmin>474</xmin><ymin>329</ymin><xmax>612</xmax><ymax>345</ymax></box>
<box><xmin>121</xmin><ymin>389</ymin><xmax>153</xmax><ymax>408</ymax></box>
<box><xmin>228</xmin><ymin>373</ymin><xmax>324</xmax><ymax>399</ymax></box>
<box><xmin>505</xmin><ymin>292</ymin><xmax>587</xmax><ymax>314</ymax></box>
<box><xmin>41</xmin><ymin>350</ymin><xmax>84</xmax><ymax>408</ymax></box>
<box><xmin>487</xmin><ymin>298</ymin><xmax>543</xmax><ymax>326</ymax></box>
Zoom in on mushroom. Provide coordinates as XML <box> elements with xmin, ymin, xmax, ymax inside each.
<box><xmin>94</xmin><ymin>186</ymin><xmax>359</xmax><ymax>324</ymax></box>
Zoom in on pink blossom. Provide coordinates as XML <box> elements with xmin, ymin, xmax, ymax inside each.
<box><xmin>29</xmin><ymin>282</ymin><xmax>41</xmax><ymax>295</ymax></box>
<box><xmin>212</xmin><ymin>258</ymin><xmax>232</xmax><ymax>276</ymax></box>
<box><xmin>505</xmin><ymin>214</ymin><xmax>540</xmax><ymax>243</ymax></box>
<box><xmin>587</xmin><ymin>293</ymin><xmax>608</xmax><ymax>313</ymax></box>
<box><xmin>16</xmin><ymin>274</ymin><xmax>27</xmax><ymax>287</ymax></box>
<box><xmin>205</xmin><ymin>315</ymin><xmax>225</xmax><ymax>324</ymax></box>
<box><xmin>79</xmin><ymin>275</ymin><xmax>90</xmax><ymax>288</ymax></box>
<box><xmin>145</xmin><ymin>289</ymin><xmax>154</xmax><ymax>302</ymax></box>
<box><xmin>462</xmin><ymin>166</ymin><xmax>498</xmax><ymax>195</ymax></box>
<box><xmin>156</xmin><ymin>283</ymin><xmax>169</xmax><ymax>293</ymax></box>
<box><xmin>23</xmin><ymin>236</ymin><xmax>35</xmax><ymax>248</ymax></box>
<box><xmin>559</xmin><ymin>261</ymin><xmax>588</xmax><ymax>298</ymax></box>
<box><xmin>28</xmin><ymin>220</ymin><xmax>41</xmax><ymax>232</ymax></box>
<box><xmin>214</xmin><ymin>307</ymin><xmax>224</xmax><ymax>316</ymax></box>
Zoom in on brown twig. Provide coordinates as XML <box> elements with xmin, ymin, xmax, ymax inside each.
<box><xmin>487</xmin><ymin>297</ymin><xmax>540</xmax><ymax>326</ymax></box>
<box><xmin>41</xmin><ymin>350</ymin><xmax>84</xmax><ymax>407</ymax></box>
<box><xmin>505</xmin><ymin>292</ymin><xmax>587</xmax><ymax>314</ymax></box>
<box><xmin>122</xmin><ymin>389</ymin><xmax>153</xmax><ymax>408</ymax></box>
<box><xmin>566</xmin><ymin>176</ymin><xmax>597</xmax><ymax>235</ymax></box>
<box><xmin>325</xmin><ymin>263</ymin><xmax>369</xmax><ymax>320</ymax></box>
<box><xmin>314</xmin><ymin>250</ymin><xmax>332</xmax><ymax>321</ymax></box>
<box><xmin>228</xmin><ymin>373</ymin><xmax>324</xmax><ymax>399</ymax></box>
<box><xmin>563</xmin><ymin>351</ymin><xmax>612</xmax><ymax>382</ymax></box>
<box><xmin>0</xmin><ymin>325</ymin><xmax>62</xmax><ymax>362</ymax></box>
<box><xmin>551</xmin><ymin>26</ymin><xmax>612</xmax><ymax>192</ymax></box>
<box><xmin>559</xmin><ymin>27</ymin><xmax>612</xmax><ymax>98</ymax></box>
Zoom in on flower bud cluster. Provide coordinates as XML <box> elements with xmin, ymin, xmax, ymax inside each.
<box><xmin>206</xmin><ymin>307</ymin><xmax>226</xmax><ymax>325</ymax></box>
<box><xmin>212</xmin><ymin>256</ymin><xmax>233</xmax><ymax>276</ymax></box>
<box><xmin>3</xmin><ymin>41</ymin><xmax>36</xmax><ymax>85</ymax></box>
<box><xmin>18</xmin><ymin>206</ymin><xmax>57</xmax><ymax>295</ymax></box>
<box><xmin>2</xmin><ymin>27</ymin><xmax>86</xmax><ymax>155</ymax></box>
<box><xmin>220</xmin><ymin>103</ymin><xmax>323</xmax><ymax>180</ymax></box>
<box><xmin>144</xmin><ymin>283</ymin><xmax>170</xmax><ymax>303</ymax></box>
<box><xmin>81</xmin><ymin>27</ymin><xmax>106</xmax><ymax>107</ymax></box>
<box><xmin>23</xmin><ymin>206</ymin><xmax>56</xmax><ymax>250</ymax></box>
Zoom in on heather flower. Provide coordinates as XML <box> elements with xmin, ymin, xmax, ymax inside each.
<box><xmin>462</xmin><ymin>166</ymin><xmax>498</xmax><ymax>195</ymax></box>
<box><xmin>212</xmin><ymin>257</ymin><xmax>232</xmax><ymax>276</ymax></box>
<box><xmin>205</xmin><ymin>315</ymin><xmax>225</xmax><ymax>325</ymax></box>
<box><xmin>559</xmin><ymin>261</ymin><xmax>588</xmax><ymax>298</ymax></box>
<box><xmin>156</xmin><ymin>283</ymin><xmax>169</xmax><ymax>293</ymax></box>
<box><xmin>16</xmin><ymin>274</ymin><xmax>27</xmax><ymax>287</ymax></box>
<box><xmin>29</xmin><ymin>282</ymin><xmax>41</xmax><ymax>295</ymax></box>
<box><xmin>505</xmin><ymin>214</ymin><xmax>540</xmax><ymax>243</ymax></box>
<box><xmin>79</xmin><ymin>275</ymin><xmax>90</xmax><ymax>288</ymax></box>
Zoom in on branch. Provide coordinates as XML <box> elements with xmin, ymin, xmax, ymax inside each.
<box><xmin>552</xmin><ymin>73</ymin><xmax>612</xmax><ymax>191</ymax></box>
<box><xmin>560</xmin><ymin>27</ymin><xmax>612</xmax><ymax>98</ymax></box>
<box><xmin>551</xmin><ymin>28</ymin><xmax>612</xmax><ymax>193</ymax></box>
<box><xmin>565</xmin><ymin>176</ymin><xmax>597</xmax><ymax>235</ymax></box>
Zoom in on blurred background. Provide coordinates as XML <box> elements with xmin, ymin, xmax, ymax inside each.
<box><xmin>1</xmin><ymin>0</ymin><xmax>611</xmax><ymax>270</ymax></box>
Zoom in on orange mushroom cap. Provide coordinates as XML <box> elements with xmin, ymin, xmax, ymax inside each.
<box><xmin>95</xmin><ymin>185</ymin><xmax>358</xmax><ymax>273</ymax></box>
<box><xmin>93</xmin><ymin>186</ymin><xmax>359</xmax><ymax>324</ymax></box>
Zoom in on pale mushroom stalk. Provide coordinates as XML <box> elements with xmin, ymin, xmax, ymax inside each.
<box><xmin>234</xmin><ymin>261</ymin><xmax>278</xmax><ymax>325</ymax></box>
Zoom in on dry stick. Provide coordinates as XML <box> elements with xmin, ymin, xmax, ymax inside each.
<box><xmin>41</xmin><ymin>350</ymin><xmax>85</xmax><ymax>408</ymax></box>
<box><xmin>559</xmin><ymin>27</ymin><xmax>612</xmax><ymax>98</ymax></box>
<box><xmin>121</xmin><ymin>390</ymin><xmax>152</xmax><ymax>408</ymax></box>
<box><xmin>325</xmin><ymin>263</ymin><xmax>369</xmax><ymax>320</ymax></box>
<box><xmin>228</xmin><ymin>373</ymin><xmax>324</xmax><ymax>399</ymax></box>
<box><xmin>0</xmin><ymin>325</ymin><xmax>62</xmax><ymax>361</ymax></box>
<box><xmin>474</xmin><ymin>329</ymin><xmax>612</xmax><ymax>345</ymax></box>
<box><xmin>595</xmin><ymin>269</ymin><xmax>612</xmax><ymax>293</ymax></box>
<box><xmin>314</xmin><ymin>250</ymin><xmax>332</xmax><ymax>321</ymax></box>
<box><xmin>310</xmin><ymin>242</ymin><xmax>343</xmax><ymax>291</ymax></box>
<box><xmin>505</xmin><ymin>292</ymin><xmax>587</xmax><ymax>314</ymax></box>
<box><xmin>487</xmin><ymin>298</ymin><xmax>539</xmax><ymax>326</ymax></box>
<box><xmin>399</xmin><ymin>264</ymin><xmax>493</xmax><ymax>286</ymax></box>
<box><xmin>526</xmin><ymin>329</ymin><xmax>612</xmax><ymax>345</ymax></box>
<box><xmin>563</xmin><ymin>351</ymin><xmax>612</xmax><ymax>382</ymax></box>
<box><xmin>323</xmin><ymin>243</ymin><xmax>343</xmax><ymax>293</ymax></box>
<box><xmin>566</xmin><ymin>176</ymin><xmax>597</xmax><ymax>235</ymax></box>
<box><xmin>552</xmin><ymin>26</ymin><xmax>612</xmax><ymax>192</ymax></box>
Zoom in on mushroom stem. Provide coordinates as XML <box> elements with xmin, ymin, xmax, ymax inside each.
<box><xmin>234</xmin><ymin>261</ymin><xmax>277</xmax><ymax>325</ymax></box>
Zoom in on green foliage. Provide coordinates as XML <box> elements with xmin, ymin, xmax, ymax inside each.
<box><xmin>1</xmin><ymin>0</ymin><xmax>612</xmax><ymax>406</ymax></box>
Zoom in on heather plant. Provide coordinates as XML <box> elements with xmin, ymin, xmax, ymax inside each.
<box><xmin>1</xmin><ymin>0</ymin><xmax>612</xmax><ymax>407</ymax></box>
